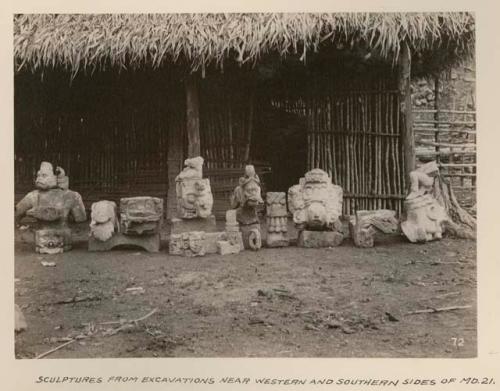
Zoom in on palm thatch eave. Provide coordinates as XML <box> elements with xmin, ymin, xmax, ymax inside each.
<box><xmin>13</xmin><ymin>13</ymin><xmax>475</xmax><ymax>76</ymax></box>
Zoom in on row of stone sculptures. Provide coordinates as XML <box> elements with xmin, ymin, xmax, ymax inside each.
<box><xmin>15</xmin><ymin>159</ymin><xmax>448</xmax><ymax>255</ymax></box>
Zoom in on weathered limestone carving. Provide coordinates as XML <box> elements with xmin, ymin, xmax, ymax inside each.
<box><xmin>350</xmin><ymin>210</ymin><xmax>399</xmax><ymax>248</ymax></box>
<box><xmin>401</xmin><ymin>161</ymin><xmax>448</xmax><ymax>243</ymax></box>
<box><xmin>169</xmin><ymin>231</ymin><xmax>206</xmax><ymax>257</ymax></box>
<box><xmin>15</xmin><ymin>162</ymin><xmax>86</xmax><ymax>253</ymax></box>
<box><xmin>216</xmin><ymin>210</ymin><xmax>244</xmax><ymax>255</ymax></box>
<box><xmin>231</xmin><ymin>165</ymin><xmax>263</xmax><ymax>250</ymax></box>
<box><xmin>90</xmin><ymin>201</ymin><xmax>118</xmax><ymax>242</ymax></box>
<box><xmin>175</xmin><ymin>156</ymin><xmax>214</xmax><ymax>219</ymax></box>
<box><xmin>288</xmin><ymin>168</ymin><xmax>344</xmax><ymax>247</ymax></box>
<box><xmin>224</xmin><ymin>209</ymin><xmax>244</xmax><ymax>249</ymax></box>
<box><xmin>265</xmin><ymin>192</ymin><xmax>289</xmax><ymax>247</ymax></box>
<box><xmin>119</xmin><ymin>197</ymin><xmax>163</xmax><ymax>235</ymax></box>
<box><xmin>89</xmin><ymin>197</ymin><xmax>163</xmax><ymax>252</ymax></box>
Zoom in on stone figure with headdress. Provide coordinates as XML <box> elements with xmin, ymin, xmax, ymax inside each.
<box><xmin>15</xmin><ymin>162</ymin><xmax>86</xmax><ymax>253</ymax></box>
<box><xmin>230</xmin><ymin>165</ymin><xmax>263</xmax><ymax>250</ymax></box>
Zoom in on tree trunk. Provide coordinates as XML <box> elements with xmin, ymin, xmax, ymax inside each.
<box><xmin>432</xmin><ymin>174</ymin><xmax>476</xmax><ymax>239</ymax></box>
<box><xmin>185</xmin><ymin>74</ymin><xmax>200</xmax><ymax>158</ymax></box>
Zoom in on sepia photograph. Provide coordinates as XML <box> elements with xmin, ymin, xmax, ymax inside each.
<box><xmin>13</xmin><ymin>12</ymin><xmax>477</xmax><ymax>360</ymax></box>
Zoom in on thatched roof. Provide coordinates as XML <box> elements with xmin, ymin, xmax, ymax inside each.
<box><xmin>14</xmin><ymin>13</ymin><xmax>474</xmax><ymax>76</ymax></box>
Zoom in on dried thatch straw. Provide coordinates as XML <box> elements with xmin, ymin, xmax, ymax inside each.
<box><xmin>14</xmin><ymin>13</ymin><xmax>474</xmax><ymax>75</ymax></box>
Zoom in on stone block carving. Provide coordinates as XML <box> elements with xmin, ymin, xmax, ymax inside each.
<box><xmin>230</xmin><ymin>165</ymin><xmax>263</xmax><ymax>250</ymax></box>
<box><xmin>265</xmin><ymin>192</ymin><xmax>289</xmax><ymax>247</ymax></box>
<box><xmin>119</xmin><ymin>197</ymin><xmax>163</xmax><ymax>235</ymax></box>
<box><xmin>175</xmin><ymin>156</ymin><xmax>214</xmax><ymax>219</ymax></box>
<box><xmin>15</xmin><ymin>162</ymin><xmax>86</xmax><ymax>253</ymax></box>
<box><xmin>288</xmin><ymin>168</ymin><xmax>344</xmax><ymax>247</ymax></box>
<box><xmin>168</xmin><ymin>210</ymin><xmax>244</xmax><ymax>257</ymax></box>
<box><xmin>401</xmin><ymin>162</ymin><xmax>448</xmax><ymax>243</ymax></box>
<box><xmin>297</xmin><ymin>230</ymin><xmax>344</xmax><ymax>248</ymax></box>
<box><xmin>217</xmin><ymin>240</ymin><xmax>240</xmax><ymax>255</ymax></box>
<box><xmin>89</xmin><ymin>197</ymin><xmax>163</xmax><ymax>252</ymax></box>
<box><xmin>169</xmin><ymin>231</ymin><xmax>206</xmax><ymax>257</ymax></box>
<box><xmin>350</xmin><ymin>209</ymin><xmax>399</xmax><ymax>248</ymax></box>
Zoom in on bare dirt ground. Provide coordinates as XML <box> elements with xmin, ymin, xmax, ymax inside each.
<box><xmin>14</xmin><ymin>234</ymin><xmax>476</xmax><ymax>359</ymax></box>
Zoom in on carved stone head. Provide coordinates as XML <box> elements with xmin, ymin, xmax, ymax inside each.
<box><xmin>90</xmin><ymin>201</ymin><xmax>118</xmax><ymax>242</ymax></box>
<box><xmin>232</xmin><ymin>165</ymin><xmax>263</xmax><ymax>209</ymax></box>
<box><xmin>188</xmin><ymin>231</ymin><xmax>205</xmax><ymax>255</ymax></box>
<box><xmin>287</xmin><ymin>168</ymin><xmax>343</xmax><ymax>230</ymax></box>
<box><xmin>35</xmin><ymin>162</ymin><xmax>58</xmax><ymax>190</ymax></box>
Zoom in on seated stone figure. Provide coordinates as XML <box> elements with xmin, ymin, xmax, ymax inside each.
<box><xmin>175</xmin><ymin>156</ymin><xmax>214</xmax><ymax>219</ymax></box>
<box><xmin>288</xmin><ymin>169</ymin><xmax>344</xmax><ymax>247</ymax></box>
<box><xmin>15</xmin><ymin>162</ymin><xmax>86</xmax><ymax>253</ymax></box>
<box><xmin>230</xmin><ymin>165</ymin><xmax>263</xmax><ymax>250</ymax></box>
<box><xmin>401</xmin><ymin>161</ymin><xmax>448</xmax><ymax>243</ymax></box>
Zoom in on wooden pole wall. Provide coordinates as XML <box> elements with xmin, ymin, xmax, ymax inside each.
<box><xmin>398</xmin><ymin>42</ymin><xmax>414</xmax><ymax>185</ymax></box>
<box><xmin>186</xmin><ymin>73</ymin><xmax>201</xmax><ymax>157</ymax></box>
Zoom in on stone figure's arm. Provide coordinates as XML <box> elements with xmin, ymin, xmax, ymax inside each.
<box><xmin>15</xmin><ymin>191</ymin><xmax>36</xmax><ymax>220</ymax></box>
<box><xmin>70</xmin><ymin>193</ymin><xmax>87</xmax><ymax>223</ymax></box>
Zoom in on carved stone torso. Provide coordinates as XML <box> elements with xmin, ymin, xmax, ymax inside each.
<box><xmin>15</xmin><ymin>162</ymin><xmax>86</xmax><ymax>253</ymax></box>
<box><xmin>401</xmin><ymin>162</ymin><xmax>449</xmax><ymax>243</ymax></box>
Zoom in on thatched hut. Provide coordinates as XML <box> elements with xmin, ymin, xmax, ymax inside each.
<box><xmin>14</xmin><ymin>13</ymin><xmax>474</xmax><ymax>218</ymax></box>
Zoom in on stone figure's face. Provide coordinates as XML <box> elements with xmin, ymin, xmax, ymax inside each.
<box><xmin>189</xmin><ymin>233</ymin><xmax>204</xmax><ymax>254</ymax></box>
<box><xmin>36</xmin><ymin>169</ymin><xmax>57</xmax><ymax>190</ymax></box>
<box><xmin>243</xmin><ymin>181</ymin><xmax>262</xmax><ymax>207</ymax></box>
<box><xmin>266</xmin><ymin>193</ymin><xmax>287</xmax><ymax>216</ymax></box>
<box><xmin>91</xmin><ymin>201</ymin><xmax>116</xmax><ymax>224</ymax></box>
<box><xmin>306</xmin><ymin>201</ymin><xmax>328</xmax><ymax>229</ymax></box>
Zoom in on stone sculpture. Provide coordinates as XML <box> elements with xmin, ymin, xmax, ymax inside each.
<box><xmin>169</xmin><ymin>156</ymin><xmax>217</xmax><ymax>256</ymax></box>
<box><xmin>15</xmin><ymin>162</ymin><xmax>86</xmax><ymax>253</ymax></box>
<box><xmin>169</xmin><ymin>231</ymin><xmax>206</xmax><ymax>257</ymax></box>
<box><xmin>89</xmin><ymin>201</ymin><xmax>118</xmax><ymax>242</ymax></box>
<box><xmin>216</xmin><ymin>210</ymin><xmax>244</xmax><ymax>255</ymax></box>
<box><xmin>288</xmin><ymin>168</ymin><xmax>344</xmax><ymax>247</ymax></box>
<box><xmin>175</xmin><ymin>156</ymin><xmax>214</xmax><ymax>220</ymax></box>
<box><xmin>89</xmin><ymin>197</ymin><xmax>163</xmax><ymax>252</ymax></box>
<box><xmin>230</xmin><ymin>165</ymin><xmax>263</xmax><ymax>250</ymax></box>
<box><xmin>401</xmin><ymin>161</ymin><xmax>448</xmax><ymax>243</ymax></box>
<box><xmin>265</xmin><ymin>192</ymin><xmax>289</xmax><ymax>247</ymax></box>
<box><xmin>350</xmin><ymin>209</ymin><xmax>399</xmax><ymax>248</ymax></box>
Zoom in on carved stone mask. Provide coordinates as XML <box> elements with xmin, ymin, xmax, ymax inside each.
<box><xmin>306</xmin><ymin>201</ymin><xmax>327</xmax><ymax>228</ymax></box>
<box><xmin>189</xmin><ymin>233</ymin><xmax>204</xmax><ymax>253</ymax></box>
<box><xmin>243</xmin><ymin>180</ymin><xmax>263</xmax><ymax>207</ymax></box>
<box><xmin>35</xmin><ymin>162</ymin><xmax>58</xmax><ymax>190</ymax></box>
